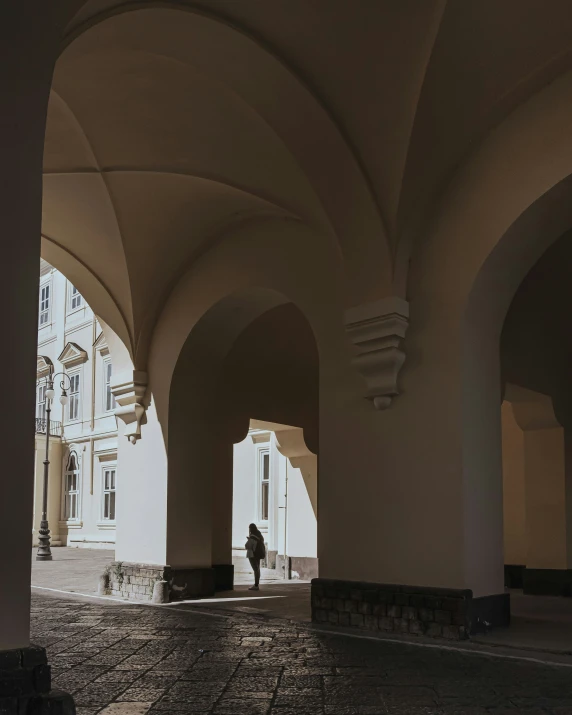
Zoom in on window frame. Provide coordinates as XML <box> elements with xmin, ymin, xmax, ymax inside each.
<box><xmin>103</xmin><ymin>357</ymin><xmax>116</xmax><ymax>413</ymax></box>
<box><xmin>63</xmin><ymin>451</ymin><xmax>81</xmax><ymax>522</ymax></box>
<box><xmin>67</xmin><ymin>283</ymin><xmax>83</xmax><ymax>313</ymax></box>
<box><xmin>257</xmin><ymin>447</ymin><xmax>271</xmax><ymax>523</ymax></box>
<box><xmin>101</xmin><ymin>464</ymin><xmax>117</xmax><ymax>523</ymax></box>
<box><xmin>36</xmin><ymin>382</ymin><xmax>47</xmax><ymax>421</ymax></box>
<box><xmin>38</xmin><ymin>280</ymin><xmax>51</xmax><ymax>327</ymax></box>
<box><xmin>67</xmin><ymin>370</ymin><xmax>81</xmax><ymax>423</ymax></box>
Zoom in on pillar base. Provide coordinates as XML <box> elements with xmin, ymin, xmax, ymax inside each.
<box><xmin>523</xmin><ymin>568</ymin><xmax>572</xmax><ymax>596</ymax></box>
<box><xmin>0</xmin><ymin>645</ymin><xmax>75</xmax><ymax>713</ymax></box>
<box><xmin>311</xmin><ymin>578</ymin><xmax>510</xmax><ymax>639</ymax></box>
<box><xmin>213</xmin><ymin>564</ymin><xmax>234</xmax><ymax>591</ymax></box>
<box><xmin>106</xmin><ymin>562</ymin><xmax>215</xmax><ymax>601</ymax></box>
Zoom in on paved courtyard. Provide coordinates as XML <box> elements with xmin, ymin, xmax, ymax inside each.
<box><xmin>33</xmin><ymin>590</ymin><xmax>572</xmax><ymax>715</ymax></box>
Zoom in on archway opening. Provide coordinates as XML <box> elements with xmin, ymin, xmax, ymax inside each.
<box><xmin>496</xmin><ymin>230</ymin><xmax>572</xmax><ymax>648</ymax></box>
<box><xmin>167</xmin><ymin>295</ymin><xmax>319</xmax><ymax>610</ymax></box>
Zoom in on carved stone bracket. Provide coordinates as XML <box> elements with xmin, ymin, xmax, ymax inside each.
<box><xmin>112</xmin><ymin>370</ymin><xmax>148</xmax><ymax>444</ymax></box>
<box><xmin>345</xmin><ymin>296</ymin><xmax>409</xmax><ymax>410</ymax></box>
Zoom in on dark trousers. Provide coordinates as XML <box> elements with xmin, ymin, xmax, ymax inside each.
<box><xmin>249</xmin><ymin>557</ymin><xmax>261</xmax><ymax>586</ymax></box>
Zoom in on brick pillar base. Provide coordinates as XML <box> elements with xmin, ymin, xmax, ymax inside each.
<box><xmin>103</xmin><ymin>562</ymin><xmax>215</xmax><ymax>601</ymax></box>
<box><xmin>0</xmin><ymin>645</ymin><xmax>75</xmax><ymax>713</ymax></box>
<box><xmin>311</xmin><ymin>578</ymin><xmax>510</xmax><ymax>639</ymax></box>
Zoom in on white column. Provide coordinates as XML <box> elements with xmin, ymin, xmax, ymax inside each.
<box><xmin>114</xmin><ymin>399</ymin><xmax>169</xmax><ymax>565</ymax></box>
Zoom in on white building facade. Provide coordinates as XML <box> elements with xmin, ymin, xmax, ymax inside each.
<box><xmin>34</xmin><ymin>261</ymin><xmax>119</xmax><ymax>549</ymax></box>
<box><xmin>34</xmin><ymin>264</ymin><xmax>318</xmax><ymax>576</ymax></box>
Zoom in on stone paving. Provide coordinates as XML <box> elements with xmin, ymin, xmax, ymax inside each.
<box><xmin>32</xmin><ymin>592</ymin><xmax>572</xmax><ymax>715</ymax></box>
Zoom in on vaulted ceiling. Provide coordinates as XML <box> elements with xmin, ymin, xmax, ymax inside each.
<box><xmin>42</xmin><ymin>0</ymin><xmax>572</xmax><ymax>364</ymax></box>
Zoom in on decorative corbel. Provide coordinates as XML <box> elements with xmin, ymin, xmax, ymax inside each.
<box><xmin>345</xmin><ymin>296</ymin><xmax>409</xmax><ymax>410</ymax></box>
<box><xmin>111</xmin><ymin>370</ymin><xmax>148</xmax><ymax>444</ymax></box>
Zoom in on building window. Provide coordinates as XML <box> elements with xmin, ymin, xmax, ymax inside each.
<box><xmin>64</xmin><ymin>453</ymin><xmax>80</xmax><ymax>520</ymax></box>
<box><xmin>104</xmin><ymin>359</ymin><xmax>116</xmax><ymax>412</ymax></box>
<box><xmin>36</xmin><ymin>383</ymin><xmax>46</xmax><ymax>420</ymax></box>
<box><xmin>39</xmin><ymin>283</ymin><xmax>50</xmax><ymax>326</ymax></box>
<box><xmin>102</xmin><ymin>467</ymin><xmax>116</xmax><ymax>521</ymax></box>
<box><xmin>68</xmin><ymin>373</ymin><xmax>80</xmax><ymax>421</ymax></box>
<box><xmin>69</xmin><ymin>284</ymin><xmax>82</xmax><ymax>311</ymax></box>
<box><xmin>259</xmin><ymin>449</ymin><xmax>270</xmax><ymax>522</ymax></box>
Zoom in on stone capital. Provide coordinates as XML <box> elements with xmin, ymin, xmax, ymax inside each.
<box><xmin>345</xmin><ymin>296</ymin><xmax>409</xmax><ymax>410</ymax></box>
<box><xmin>111</xmin><ymin>370</ymin><xmax>148</xmax><ymax>444</ymax></box>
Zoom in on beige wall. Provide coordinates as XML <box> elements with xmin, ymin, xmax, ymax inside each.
<box><xmin>501</xmin><ymin>402</ymin><xmax>526</xmax><ymax>566</ymax></box>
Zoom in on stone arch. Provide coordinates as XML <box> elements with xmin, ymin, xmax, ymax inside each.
<box><xmin>166</xmin><ymin>286</ymin><xmax>319</xmax><ymax>587</ymax></box>
<box><xmin>48</xmin><ymin>2</ymin><xmax>392</xmax><ymax>344</ymax></box>
<box><xmin>397</xmin><ymin>65</ymin><xmax>572</xmax><ymax>298</ymax></box>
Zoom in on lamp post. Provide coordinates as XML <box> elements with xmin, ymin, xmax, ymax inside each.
<box><xmin>36</xmin><ymin>369</ymin><xmax>70</xmax><ymax>562</ymax></box>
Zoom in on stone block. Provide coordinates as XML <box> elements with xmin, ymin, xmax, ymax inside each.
<box><xmin>401</xmin><ymin>606</ymin><xmax>417</xmax><ymax>620</ymax></box>
<box><xmin>358</xmin><ymin>601</ymin><xmax>372</xmax><ymax>615</ymax></box>
<box><xmin>350</xmin><ymin>613</ymin><xmax>364</xmax><ymax>627</ymax></box>
<box><xmin>338</xmin><ymin>612</ymin><xmax>350</xmax><ymax>626</ymax></box>
<box><xmin>442</xmin><ymin>625</ymin><xmax>461</xmax><ymax>640</ymax></box>
<box><xmin>409</xmin><ymin>594</ymin><xmax>425</xmax><ymax>608</ymax></box>
<box><xmin>336</xmin><ymin>589</ymin><xmax>350</xmax><ymax>600</ymax></box>
<box><xmin>394</xmin><ymin>593</ymin><xmax>409</xmax><ymax>606</ymax></box>
<box><xmin>343</xmin><ymin>599</ymin><xmax>357</xmax><ymax>613</ymax></box>
<box><xmin>424</xmin><ymin>596</ymin><xmax>443</xmax><ymax>610</ymax></box>
<box><xmin>425</xmin><ymin>623</ymin><xmax>443</xmax><ymax>638</ymax></box>
<box><xmin>393</xmin><ymin>618</ymin><xmax>410</xmax><ymax>634</ymax></box>
<box><xmin>312</xmin><ymin>585</ymin><xmax>325</xmax><ymax>599</ymax></box>
<box><xmin>21</xmin><ymin>647</ymin><xmax>46</xmax><ymax>670</ymax></box>
<box><xmin>408</xmin><ymin>620</ymin><xmax>425</xmax><ymax>635</ymax></box>
<box><xmin>442</xmin><ymin>597</ymin><xmax>464</xmax><ymax>612</ymax></box>
<box><xmin>314</xmin><ymin>609</ymin><xmax>328</xmax><ymax>623</ymax></box>
<box><xmin>363</xmin><ymin>590</ymin><xmax>378</xmax><ymax>604</ymax></box>
<box><xmin>377</xmin><ymin>590</ymin><xmax>393</xmax><ymax>604</ymax></box>
<box><xmin>373</xmin><ymin>603</ymin><xmax>386</xmax><ymax>617</ymax></box>
<box><xmin>327</xmin><ymin>611</ymin><xmax>339</xmax><ymax>625</ymax></box>
<box><xmin>418</xmin><ymin>608</ymin><xmax>434</xmax><ymax>622</ymax></box>
<box><xmin>452</xmin><ymin>612</ymin><xmax>467</xmax><ymax>626</ymax></box>
<box><xmin>33</xmin><ymin>665</ymin><xmax>51</xmax><ymax>694</ymax></box>
<box><xmin>0</xmin><ymin>669</ymin><xmax>31</xmax><ymax>697</ymax></box>
<box><xmin>434</xmin><ymin>609</ymin><xmax>452</xmax><ymax>625</ymax></box>
<box><xmin>350</xmin><ymin>589</ymin><xmax>362</xmax><ymax>601</ymax></box>
<box><xmin>0</xmin><ymin>652</ymin><xmax>21</xmax><ymax>670</ymax></box>
<box><xmin>378</xmin><ymin>616</ymin><xmax>393</xmax><ymax>631</ymax></box>
<box><xmin>334</xmin><ymin>598</ymin><xmax>345</xmax><ymax>612</ymax></box>
<box><xmin>387</xmin><ymin>605</ymin><xmax>401</xmax><ymax>618</ymax></box>
<box><xmin>362</xmin><ymin>615</ymin><xmax>378</xmax><ymax>630</ymax></box>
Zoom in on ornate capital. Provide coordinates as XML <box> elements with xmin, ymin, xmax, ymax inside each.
<box><xmin>345</xmin><ymin>296</ymin><xmax>409</xmax><ymax>410</ymax></box>
<box><xmin>111</xmin><ymin>370</ymin><xmax>148</xmax><ymax>444</ymax></box>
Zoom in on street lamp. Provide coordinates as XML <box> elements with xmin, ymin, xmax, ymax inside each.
<box><xmin>36</xmin><ymin>368</ymin><xmax>71</xmax><ymax>562</ymax></box>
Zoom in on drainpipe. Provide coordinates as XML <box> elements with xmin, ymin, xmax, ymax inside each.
<box><xmin>283</xmin><ymin>458</ymin><xmax>289</xmax><ymax>580</ymax></box>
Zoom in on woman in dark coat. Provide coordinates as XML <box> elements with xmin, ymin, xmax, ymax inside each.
<box><xmin>245</xmin><ymin>523</ymin><xmax>266</xmax><ymax>591</ymax></box>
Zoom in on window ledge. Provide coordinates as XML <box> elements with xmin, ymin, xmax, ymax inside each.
<box><xmin>96</xmin><ymin>522</ymin><xmax>116</xmax><ymax>530</ymax></box>
<box><xmin>59</xmin><ymin>520</ymin><xmax>83</xmax><ymax>529</ymax></box>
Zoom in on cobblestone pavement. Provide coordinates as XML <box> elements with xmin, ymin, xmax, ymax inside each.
<box><xmin>32</xmin><ymin>593</ymin><xmax>572</xmax><ymax>715</ymax></box>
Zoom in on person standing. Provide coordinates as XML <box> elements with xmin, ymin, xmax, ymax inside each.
<box><xmin>245</xmin><ymin>523</ymin><xmax>266</xmax><ymax>591</ymax></box>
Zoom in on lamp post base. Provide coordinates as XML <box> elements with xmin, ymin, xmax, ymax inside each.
<box><xmin>36</xmin><ymin>520</ymin><xmax>52</xmax><ymax>561</ymax></box>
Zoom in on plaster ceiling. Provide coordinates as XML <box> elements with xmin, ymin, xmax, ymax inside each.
<box><xmin>42</xmin><ymin>0</ymin><xmax>572</xmax><ymax>363</ymax></box>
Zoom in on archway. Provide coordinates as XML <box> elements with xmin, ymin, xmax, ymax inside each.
<box><xmin>166</xmin><ymin>293</ymin><xmax>319</xmax><ymax>599</ymax></box>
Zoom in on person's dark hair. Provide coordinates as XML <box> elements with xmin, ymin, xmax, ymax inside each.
<box><xmin>249</xmin><ymin>523</ymin><xmax>262</xmax><ymax>538</ymax></box>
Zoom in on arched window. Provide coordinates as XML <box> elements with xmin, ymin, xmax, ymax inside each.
<box><xmin>64</xmin><ymin>452</ymin><xmax>80</xmax><ymax>520</ymax></box>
